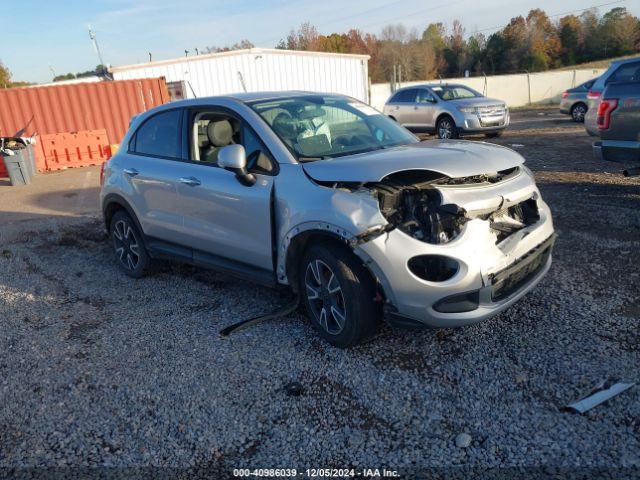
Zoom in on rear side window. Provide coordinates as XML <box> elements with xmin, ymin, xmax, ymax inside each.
<box><xmin>607</xmin><ymin>61</ymin><xmax>640</xmax><ymax>84</ymax></box>
<box><xmin>132</xmin><ymin>109</ymin><xmax>182</xmax><ymax>158</ymax></box>
<box><xmin>390</xmin><ymin>89</ymin><xmax>417</xmax><ymax>103</ymax></box>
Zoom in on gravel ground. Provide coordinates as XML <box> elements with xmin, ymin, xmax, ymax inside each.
<box><xmin>0</xmin><ymin>107</ymin><xmax>639</xmax><ymax>478</ymax></box>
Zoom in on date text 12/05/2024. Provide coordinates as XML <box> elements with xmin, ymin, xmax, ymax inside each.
<box><xmin>232</xmin><ymin>468</ymin><xmax>400</xmax><ymax>477</ymax></box>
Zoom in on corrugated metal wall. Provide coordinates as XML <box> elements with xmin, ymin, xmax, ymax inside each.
<box><xmin>111</xmin><ymin>48</ymin><xmax>369</xmax><ymax>103</ymax></box>
<box><xmin>0</xmin><ymin>78</ymin><xmax>170</xmax><ymax>144</ymax></box>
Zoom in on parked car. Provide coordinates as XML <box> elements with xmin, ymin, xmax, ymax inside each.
<box><xmin>559</xmin><ymin>78</ymin><xmax>596</xmax><ymax>122</ymax></box>
<box><xmin>383</xmin><ymin>84</ymin><xmax>509</xmax><ymax>139</ymax></box>
<box><xmin>592</xmin><ymin>80</ymin><xmax>640</xmax><ymax>176</ymax></box>
<box><xmin>584</xmin><ymin>57</ymin><xmax>640</xmax><ymax>136</ymax></box>
<box><xmin>100</xmin><ymin>92</ymin><xmax>554</xmax><ymax>347</ymax></box>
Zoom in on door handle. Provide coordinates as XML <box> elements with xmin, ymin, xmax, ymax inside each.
<box><xmin>123</xmin><ymin>168</ymin><xmax>139</xmax><ymax>177</ymax></box>
<box><xmin>179</xmin><ymin>176</ymin><xmax>201</xmax><ymax>187</ymax></box>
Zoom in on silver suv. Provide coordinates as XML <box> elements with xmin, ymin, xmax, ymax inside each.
<box><xmin>383</xmin><ymin>84</ymin><xmax>509</xmax><ymax>139</ymax></box>
<box><xmin>100</xmin><ymin>92</ymin><xmax>554</xmax><ymax>348</ymax></box>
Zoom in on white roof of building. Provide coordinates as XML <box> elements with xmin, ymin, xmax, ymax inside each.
<box><xmin>109</xmin><ymin>47</ymin><xmax>370</xmax><ymax>74</ymax></box>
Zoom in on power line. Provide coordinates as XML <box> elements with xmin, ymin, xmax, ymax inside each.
<box><xmin>470</xmin><ymin>0</ymin><xmax>626</xmax><ymax>35</ymax></box>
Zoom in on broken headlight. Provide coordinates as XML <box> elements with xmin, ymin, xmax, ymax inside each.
<box><xmin>376</xmin><ymin>184</ymin><xmax>467</xmax><ymax>244</ymax></box>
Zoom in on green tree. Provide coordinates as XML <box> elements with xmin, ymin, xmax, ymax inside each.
<box><xmin>558</xmin><ymin>15</ymin><xmax>583</xmax><ymax>65</ymax></box>
<box><xmin>598</xmin><ymin>7</ymin><xmax>639</xmax><ymax>57</ymax></box>
<box><xmin>0</xmin><ymin>61</ymin><xmax>11</xmax><ymax>88</ymax></box>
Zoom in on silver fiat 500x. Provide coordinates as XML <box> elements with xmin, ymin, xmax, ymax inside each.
<box><xmin>100</xmin><ymin>91</ymin><xmax>554</xmax><ymax>348</ymax></box>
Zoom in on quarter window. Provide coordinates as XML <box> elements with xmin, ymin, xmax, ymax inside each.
<box><xmin>608</xmin><ymin>61</ymin><xmax>640</xmax><ymax>83</ymax></box>
<box><xmin>133</xmin><ymin>109</ymin><xmax>182</xmax><ymax>158</ymax></box>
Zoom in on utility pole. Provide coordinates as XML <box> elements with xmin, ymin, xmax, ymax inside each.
<box><xmin>48</xmin><ymin>64</ymin><xmax>57</xmax><ymax>81</ymax></box>
<box><xmin>87</xmin><ymin>25</ymin><xmax>105</xmax><ymax>68</ymax></box>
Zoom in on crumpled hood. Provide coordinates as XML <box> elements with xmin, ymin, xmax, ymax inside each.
<box><xmin>302</xmin><ymin>140</ymin><xmax>524</xmax><ymax>183</ymax></box>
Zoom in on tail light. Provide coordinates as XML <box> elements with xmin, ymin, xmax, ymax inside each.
<box><xmin>561</xmin><ymin>91</ymin><xmax>569</xmax><ymax>98</ymax></box>
<box><xmin>587</xmin><ymin>90</ymin><xmax>601</xmax><ymax>101</ymax></box>
<box><xmin>597</xmin><ymin>99</ymin><xmax>618</xmax><ymax>130</ymax></box>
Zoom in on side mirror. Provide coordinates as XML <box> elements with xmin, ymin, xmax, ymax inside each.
<box><xmin>217</xmin><ymin>144</ymin><xmax>256</xmax><ymax>186</ymax></box>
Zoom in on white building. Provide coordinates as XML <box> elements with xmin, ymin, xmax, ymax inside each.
<box><xmin>109</xmin><ymin>48</ymin><xmax>370</xmax><ymax>103</ymax></box>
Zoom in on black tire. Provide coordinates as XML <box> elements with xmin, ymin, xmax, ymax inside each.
<box><xmin>485</xmin><ymin>131</ymin><xmax>502</xmax><ymax>138</ymax></box>
<box><xmin>571</xmin><ymin>103</ymin><xmax>587</xmax><ymax>123</ymax></box>
<box><xmin>299</xmin><ymin>242</ymin><xmax>380</xmax><ymax>348</ymax></box>
<box><xmin>436</xmin><ymin>116</ymin><xmax>459</xmax><ymax>139</ymax></box>
<box><xmin>109</xmin><ymin>210</ymin><xmax>150</xmax><ymax>278</ymax></box>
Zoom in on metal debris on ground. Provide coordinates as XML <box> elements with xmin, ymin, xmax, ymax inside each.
<box><xmin>284</xmin><ymin>381</ymin><xmax>304</xmax><ymax>397</ymax></box>
<box><xmin>564</xmin><ymin>381</ymin><xmax>635</xmax><ymax>414</ymax></box>
<box><xmin>218</xmin><ymin>296</ymin><xmax>299</xmax><ymax>337</ymax></box>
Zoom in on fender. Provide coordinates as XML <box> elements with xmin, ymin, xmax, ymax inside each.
<box><xmin>102</xmin><ymin>193</ymin><xmax>146</xmax><ymax>244</ymax></box>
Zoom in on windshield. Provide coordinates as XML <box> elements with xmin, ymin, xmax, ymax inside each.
<box><xmin>431</xmin><ymin>85</ymin><xmax>481</xmax><ymax>101</ymax></box>
<box><xmin>248</xmin><ymin>95</ymin><xmax>418</xmax><ymax>161</ymax></box>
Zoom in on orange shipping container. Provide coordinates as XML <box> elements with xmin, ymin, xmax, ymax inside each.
<box><xmin>0</xmin><ymin>78</ymin><xmax>169</xmax><ymax>147</ymax></box>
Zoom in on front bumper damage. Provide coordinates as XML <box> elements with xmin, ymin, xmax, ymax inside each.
<box><xmin>352</xmin><ymin>168</ymin><xmax>555</xmax><ymax>328</ymax></box>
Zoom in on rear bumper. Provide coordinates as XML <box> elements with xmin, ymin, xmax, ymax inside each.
<box><xmin>593</xmin><ymin>139</ymin><xmax>640</xmax><ymax>164</ymax></box>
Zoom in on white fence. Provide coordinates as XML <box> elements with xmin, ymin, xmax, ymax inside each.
<box><xmin>369</xmin><ymin>68</ymin><xmax>605</xmax><ymax>110</ymax></box>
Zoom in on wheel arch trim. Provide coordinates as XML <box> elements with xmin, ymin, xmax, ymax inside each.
<box><xmin>279</xmin><ymin>222</ymin><xmax>396</xmax><ymax>306</ymax></box>
<box><xmin>102</xmin><ymin>193</ymin><xmax>146</xmax><ymax>243</ymax></box>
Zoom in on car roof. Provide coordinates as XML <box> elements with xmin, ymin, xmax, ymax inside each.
<box><xmin>610</xmin><ymin>56</ymin><xmax>640</xmax><ymax>66</ymax></box>
<box><xmin>167</xmin><ymin>90</ymin><xmax>345</xmax><ymax>108</ymax></box>
<box><xmin>394</xmin><ymin>83</ymin><xmax>467</xmax><ymax>91</ymax></box>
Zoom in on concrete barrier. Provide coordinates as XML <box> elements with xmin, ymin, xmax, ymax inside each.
<box><xmin>370</xmin><ymin>68</ymin><xmax>605</xmax><ymax>111</ymax></box>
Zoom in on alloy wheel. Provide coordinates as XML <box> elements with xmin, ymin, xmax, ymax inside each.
<box><xmin>112</xmin><ymin>220</ymin><xmax>140</xmax><ymax>271</ymax></box>
<box><xmin>438</xmin><ymin>119</ymin><xmax>454</xmax><ymax>139</ymax></box>
<box><xmin>572</xmin><ymin>105</ymin><xmax>586</xmax><ymax>122</ymax></box>
<box><xmin>304</xmin><ymin>259</ymin><xmax>347</xmax><ymax>335</ymax></box>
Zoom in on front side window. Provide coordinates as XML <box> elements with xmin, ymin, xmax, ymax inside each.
<box><xmin>432</xmin><ymin>85</ymin><xmax>481</xmax><ymax>101</ymax></box>
<box><xmin>189</xmin><ymin>110</ymin><xmax>275</xmax><ymax>174</ymax></box>
<box><xmin>416</xmin><ymin>89</ymin><xmax>435</xmax><ymax>103</ymax></box>
<box><xmin>133</xmin><ymin>109</ymin><xmax>182</xmax><ymax>158</ymax></box>
<box><xmin>249</xmin><ymin>95</ymin><xmax>418</xmax><ymax>161</ymax></box>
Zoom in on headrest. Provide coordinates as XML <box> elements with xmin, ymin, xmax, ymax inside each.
<box><xmin>207</xmin><ymin>120</ymin><xmax>233</xmax><ymax>147</ymax></box>
<box><xmin>272</xmin><ymin>112</ymin><xmax>296</xmax><ymax>138</ymax></box>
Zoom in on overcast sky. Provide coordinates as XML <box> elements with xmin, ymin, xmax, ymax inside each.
<box><xmin>2</xmin><ymin>0</ymin><xmax>637</xmax><ymax>83</ymax></box>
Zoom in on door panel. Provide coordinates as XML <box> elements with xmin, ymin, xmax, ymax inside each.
<box><xmin>408</xmin><ymin>89</ymin><xmax>436</xmax><ymax>127</ymax></box>
<box><xmin>121</xmin><ymin>153</ymin><xmax>182</xmax><ymax>240</ymax></box>
<box><xmin>175</xmin><ymin>163</ymin><xmax>274</xmax><ymax>271</ymax></box>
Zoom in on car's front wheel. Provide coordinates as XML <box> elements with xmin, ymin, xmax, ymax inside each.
<box><xmin>436</xmin><ymin>116</ymin><xmax>459</xmax><ymax>139</ymax></box>
<box><xmin>299</xmin><ymin>242</ymin><xmax>380</xmax><ymax>348</ymax></box>
<box><xmin>110</xmin><ymin>210</ymin><xmax>150</xmax><ymax>278</ymax></box>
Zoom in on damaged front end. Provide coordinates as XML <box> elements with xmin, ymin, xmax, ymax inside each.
<box><xmin>364</xmin><ymin>167</ymin><xmax>541</xmax><ymax>248</ymax></box>
<box><xmin>343</xmin><ymin>166</ymin><xmax>554</xmax><ymax>327</ymax></box>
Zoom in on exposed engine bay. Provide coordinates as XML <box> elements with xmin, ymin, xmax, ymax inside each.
<box><xmin>366</xmin><ymin>169</ymin><xmax>540</xmax><ymax>245</ymax></box>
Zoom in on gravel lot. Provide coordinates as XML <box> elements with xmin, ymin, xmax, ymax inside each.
<box><xmin>0</xmin><ymin>107</ymin><xmax>639</xmax><ymax>478</ymax></box>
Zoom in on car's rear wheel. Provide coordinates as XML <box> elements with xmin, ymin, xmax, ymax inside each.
<box><xmin>436</xmin><ymin>116</ymin><xmax>459</xmax><ymax>139</ymax></box>
<box><xmin>299</xmin><ymin>242</ymin><xmax>380</xmax><ymax>348</ymax></box>
<box><xmin>110</xmin><ymin>210</ymin><xmax>150</xmax><ymax>278</ymax></box>
<box><xmin>571</xmin><ymin>103</ymin><xmax>587</xmax><ymax>123</ymax></box>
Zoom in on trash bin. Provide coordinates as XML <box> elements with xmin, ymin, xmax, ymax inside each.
<box><xmin>23</xmin><ymin>144</ymin><xmax>37</xmax><ymax>178</ymax></box>
<box><xmin>1</xmin><ymin>151</ymin><xmax>31</xmax><ymax>186</ymax></box>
